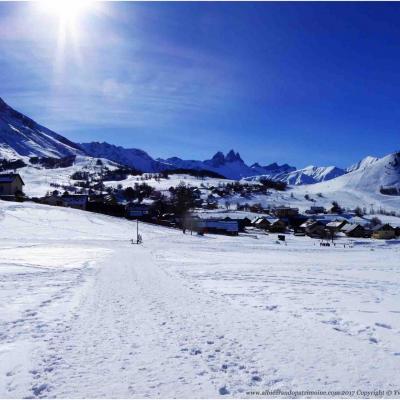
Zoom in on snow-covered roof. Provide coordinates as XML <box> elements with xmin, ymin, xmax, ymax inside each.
<box><xmin>326</xmin><ymin>220</ymin><xmax>347</xmax><ymax>228</ymax></box>
<box><xmin>371</xmin><ymin>223</ymin><xmax>395</xmax><ymax>232</ymax></box>
<box><xmin>342</xmin><ymin>223</ymin><xmax>364</xmax><ymax>233</ymax></box>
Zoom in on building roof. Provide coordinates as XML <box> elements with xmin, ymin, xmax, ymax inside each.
<box><xmin>300</xmin><ymin>219</ymin><xmax>324</xmax><ymax>228</ymax></box>
<box><xmin>342</xmin><ymin>223</ymin><xmax>364</xmax><ymax>233</ymax></box>
<box><xmin>194</xmin><ymin>211</ymin><xmax>259</xmax><ymax>220</ymax></box>
<box><xmin>371</xmin><ymin>223</ymin><xmax>395</xmax><ymax>232</ymax></box>
<box><xmin>326</xmin><ymin>220</ymin><xmax>347</xmax><ymax>228</ymax></box>
<box><xmin>0</xmin><ymin>173</ymin><xmax>25</xmax><ymax>185</ymax></box>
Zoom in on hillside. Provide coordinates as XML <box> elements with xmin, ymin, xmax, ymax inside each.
<box><xmin>80</xmin><ymin>141</ymin><xmax>169</xmax><ymax>173</ymax></box>
<box><xmin>246</xmin><ymin>165</ymin><xmax>346</xmax><ymax>185</ymax></box>
<box><xmin>250</xmin><ymin>152</ymin><xmax>400</xmax><ymax>214</ymax></box>
<box><xmin>0</xmin><ymin>98</ymin><xmax>83</xmax><ymax>159</ymax></box>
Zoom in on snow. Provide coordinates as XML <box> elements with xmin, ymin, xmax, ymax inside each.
<box><xmin>247</xmin><ymin>165</ymin><xmax>346</xmax><ymax>185</ymax></box>
<box><xmin>106</xmin><ymin>173</ymin><xmax>235</xmax><ymax>191</ymax></box>
<box><xmin>10</xmin><ymin>156</ymin><xmax>117</xmax><ymax>198</ymax></box>
<box><xmin>0</xmin><ymin>97</ymin><xmax>83</xmax><ymax>159</ymax></box>
<box><xmin>1</xmin><ymin>200</ymin><xmax>400</xmax><ymax>397</ymax></box>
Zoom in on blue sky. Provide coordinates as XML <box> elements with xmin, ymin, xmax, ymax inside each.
<box><xmin>0</xmin><ymin>2</ymin><xmax>399</xmax><ymax>168</ymax></box>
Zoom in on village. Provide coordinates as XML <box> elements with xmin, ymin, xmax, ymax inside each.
<box><xmin>2</xmin><ymin>171</ymin><xmax>400</xmax><ymax>242</ymax></box>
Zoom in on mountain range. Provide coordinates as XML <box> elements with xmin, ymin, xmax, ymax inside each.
<box><xmin>1</xmin><ymin>96</ymin><xmax>399</xmax><ymax>190</ymax></box>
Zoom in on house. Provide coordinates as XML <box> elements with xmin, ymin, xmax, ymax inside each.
<box><xmin>253</xmin><ymin>216</ymin><xmax>286</xmax><ymax>233</ymax></box>
<box><xmin>287</xmin><ymin>214</ymin><xmax>308</xmax><ymax>230</ymax></box>
<box><xmin>193</xmin><ymin>218</ymin><xmax>239</xmax><ymax>236</ymax></box>
<box><xmin>0</xmin><ymin>173</ymin><xmax>24</xmax><ymax>197</ymax></box>
<box><xmin>371</xmin><ymin>224</ymin><xmax>396</xmax><ymax>240</ymax></box>
<box><xmin>222</xmin><ymin>216</ymin><xmax>251</xmax><ymax>232</ymax></box>
<box><xmin>305</xmin><ymin>206</ymin><xmax>326</xmax><ymax>215</ymax></box>
<box><xmin>300</xmin><ymin>220</ymin><xmax>328</xmax><ymax>238</ymax></box>
<box><xmin>126</xmin><ymin>203</ymin><xmax>150</xmax><ymax>219</ymax></box>
<box><xmin>62</xmin><ymin>194</ymin><xmax>88</xmax><ymax>210</ymax></box>
<box><xmin>272</xmin><ymin>207</ymin><xmax>299</xmax><ymax>218</ymax></box>
<box><xmin>252</xmin><ymin>216</ymin><xmax>271</xmax><ymax>230</ymax></box>
<box><xmin>342</xmin><ymin>224</ymin><xmax>367</xmax><ymax>238</ymax></box>
<box><xmin>326</xmin><ymin>220</ymin><xmax>348</xmax><ymax>232</ymax></box>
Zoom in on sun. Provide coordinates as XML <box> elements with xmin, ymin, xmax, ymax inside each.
<box><xmin>38</xmin><ymin>0</ymin><xmax>93</xmax><ymax>21</ymax></box>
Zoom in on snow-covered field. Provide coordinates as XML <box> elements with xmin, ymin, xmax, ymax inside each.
<box><xmin>1</xmin><ymin>200</ymin><xmax>400</xmax><ymax>398</ymax></box>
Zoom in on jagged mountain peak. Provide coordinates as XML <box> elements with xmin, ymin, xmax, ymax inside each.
<box><xmin>210</xmin><ymin>151</ymin><xmax>226</xmax><ymax>166</ymax></box>
<box><xmin>225</xmin><ymin>149</ymin><xmax>243</xmax><ymax>163</ymax></box>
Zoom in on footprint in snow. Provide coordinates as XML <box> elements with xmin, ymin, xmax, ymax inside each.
<box><xmin>375</xmin><ymin>322</ymin><xmax>392</xmax><ymax>329</ymax></box>
<box><xmin>219</xmin><ymin>386</ymin><xmax>230</xmax><ymax>395</ymax></box>
<box><xmin>190</xmin><ymin>348</ymin><xmax>202</xmax><ymax>355</ymax></box>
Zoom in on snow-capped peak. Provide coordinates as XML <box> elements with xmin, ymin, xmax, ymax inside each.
<box><xmin>346</xmin><ymin>155</ymin><xmax>379</xmax><ymax>173</ymax></box>
<box><xmin>0</xmin><ymin>97</ymin><xmax>83</xmax><ymax>160</ymax></box>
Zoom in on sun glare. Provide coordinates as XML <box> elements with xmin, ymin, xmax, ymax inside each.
<box><xmin>38</xmin><ymin>0</ymin><xmax>93</xmax><ymax>21</ymax></box>
<box><xmin>35</xmin><ymin>0</ymin><xmax>97</xmax><ymax>83</ymax></box>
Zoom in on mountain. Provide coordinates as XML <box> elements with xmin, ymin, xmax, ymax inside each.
<box><xmin>245</xmin><ymin>164</ymin><xmax>346</xmax><ymax>185</ymax></box>
<box><xmin>288</xmin><ymin>151</ymin><xmax>400</xmax><ymax>214</ymax></box>
<box><xmin>158</xmin><ymin>150</ymin><xmax>295</xmax><ymax>180</ymax></box>
<box><xmin>80</xmin><ymin>142</ymin><xmax>169</xmax><ymax>173</ymax></box>
<box><xmin>2</xmin><ymin>96</ymin><xmax>397</xmax><ymax>193</ymax></box>
<box><xmin>346</xmin><ymin>155</ymin><xmax>379</xmax><ymax>173</ymax></box>
<box><xmin>0</xmin><ymin>97</ymin><xmax>83</xmax><ymax>159</ymax></box>
<box><xmin>250</xmin><ymin>162</ymin><xmax>296</xmax><ymax>176</ymax></box>
<box><xmin>279</xmin><ymin>165</ymin><xmax>346</xmax><ymax>185</ymax></box>
<box><xmin>335</xmin><ymin>152</ymin><xmax>400</xmax><ymax>192</ymax></box>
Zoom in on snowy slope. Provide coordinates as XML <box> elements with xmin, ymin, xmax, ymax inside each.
<box><xmin>299</xmin><ymin>152</ymin><xmax>400</xmax><ymax>195</ymax></box>
<box><xmin>246</xmin><ymin>165</ymin><xmax>346</xmax><ymax>185</ymax></box>
<box><xmin>279</xmin><ymin>165</ymin><xmax>345</xmax><ymax>184</ymax></box>
<box><xmin>346</xmin><ymin>155</ymin><xmax>380</xmax><ymax>173</ymax></box>
<box><xmin>80</xmin><ymin>141</ymin><xmax>169</xmax><ymax>173</ymax></box>
<box><xmin>1</xmin><ymin>200</ymin><xmax>400</xmax><ymax>397</ymax></box>
<box><xmin>232</xmin><ymin>152</ymin><xmax>400</xmax><ymax>214</ymax></box>
<box><xmin>6</xmin><ymin>155</ymin><xmax>118</xmax><ymax>197</ymax></box>
<box><xmin>0</xmin><ymin>97</ymin><xmax>83</xmax><ymax>159</ymax></box>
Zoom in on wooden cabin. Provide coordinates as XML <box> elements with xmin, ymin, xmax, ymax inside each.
<box><xmin>342</xmin><ymin>224</ymin><xmax>367</xmax><ymax>238</ymax></box>
<box><xmin>371</xmin><ymin>224</ymin><xmax>396</xmax><ymax>240</ymax></box>
<box><xmin>326</xmin><ymin>220</ymin><xmax>348</xmax><ymax>233</ymax></box>
<box><xmin>0</xmin><ymin>173</ymin><xmax>24</xmax><ymax>197</ymax></box>
<box><xmin>300</xmin><ymin>220</ymin><xmax>328</xmax><ymax>238</ymax></box>
<box><xmin>252</xmin><ymin>216</ymin><xmax>286</xmax><ymax>233</ymax></box>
